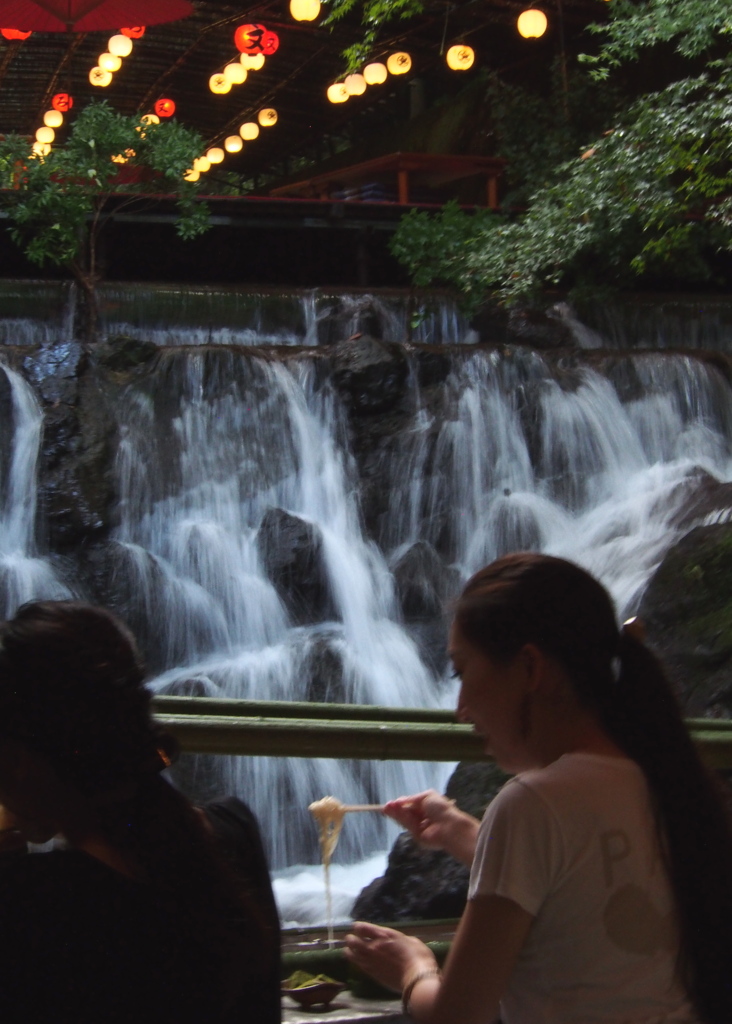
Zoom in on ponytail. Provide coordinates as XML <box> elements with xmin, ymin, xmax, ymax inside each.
<box><xmin>602</xmin><ymin>632</ymin><xmax>732</xmax><ymax>1024</ymax></box>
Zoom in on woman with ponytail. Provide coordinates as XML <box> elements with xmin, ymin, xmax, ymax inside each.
<box><xmin>346</xmin><ymin>553</ymin><xmax>732</xmax><ymax>1024</ymax></box>
<box><xmin>0</xmin><ymin>601</ymin><xmax>280</xmax><ymax>1024</ymax></box>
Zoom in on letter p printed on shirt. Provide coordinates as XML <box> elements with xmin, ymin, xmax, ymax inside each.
<box><xmin>600</xmin><ymin>829</ymin><xmax>631</xmax><ymax>887</ymax></box>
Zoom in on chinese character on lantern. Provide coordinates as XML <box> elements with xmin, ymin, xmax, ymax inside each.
<box><xmin>234</xmin><ymin>23</ymin><xmax>279</xmax><ymax>55</ymax></box>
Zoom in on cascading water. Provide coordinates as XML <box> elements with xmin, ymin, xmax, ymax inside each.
<box><xmin>0</xmin><ymin>363</ymin><xmax>70</xmax><ymax>616</ymax></box>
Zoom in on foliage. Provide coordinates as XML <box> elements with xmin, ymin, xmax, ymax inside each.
<box><xmin>0</xmin><ymin>101</ymin><xmax>209</xmax><ymax>272</ymax></box>
<box><xmin>322</xmin><ymin>0</ymin><xmax>426</xmax><ymax>71</ymax></box>
<box><xmin>390</xmin><ymin>0</ymin><xmax>732</xmax><ymax>307</ymax></box>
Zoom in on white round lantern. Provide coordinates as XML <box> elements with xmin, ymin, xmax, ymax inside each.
<box><xmin>517</xmin><ymin>9</ymin><xmax>548</xmax><ymax>38</ymax></box>
<box><xmin>89</xmin><ymin>66</ymin><xmax>113</xmax><ymax>87</ymax></box>
<box><xmin>35</xmin><ymin>126</ymin><xmax>55</xmax><ymax>144</ymax></box>
<box><xmin>239</xmin><ymin>122</ymin><xmax>260</xmax><ymax>140</ymax></box>
<box><xmin>446</xmin><ymin>44</ymin><xmax>475</xmax><ymax>70</ymax></box>
<box><xmin>108</xmin><ymin>34</ymin><xmax>133</xmax><ymax>57</ymax></box>
<box><xmin>184</xmin><ymin>169</ymin><xmax>200</xmax><ymax>182</ymax></box>
<box><xmin>32</xmin><ymin>142</ymin><xmax>51</xmax><ymax>157</ymax></box>
<box><xmin>240</xmin><ymin>52</ymin><xmax>265</xmax><ymax>71</ymax></box>
<box><xmin>193</xmin><ymin>156</ymin><xmax>211</xmax><ymax>173</ymax></box>
<box><xmin>224</xmin><ymin>63</ymin><xmax>247</xmax><ymax>85</ymax></box>
<box><xmin>344</xmin><ymin>73</ymin><xmax>366</xmax><ymax>96</ymax></box>
<box><xmin>224</xmin><ymin>135</ymin><xmax>243</xmax><ymax>153</ymax></box>
<box><xmin>141</xmin><ymin>113</ymin><xmax>160</xmax><ymax>126</ymax></box>
<box><xmin>258</xmin><ymin>108</ymin><xmax>278</xmax><ymax>127</ymax></box>
<box><xmin>386</xmin><ymin>51</ymin><xmax>411</xmax><ymax>75</ymax></box>
<box><xmin>99</xmin><ymin>52</ymin><xmax>122</xmax><ymax>72</ymax></box>
<box><xmin>326</xmin><ymin>83</ymin><xmax>349</xmax><ymax>104</ymax></box>
<box><xmin>206</xmin><ymin>147</ymin><xmax>225</xmax><ymax>164</ymax></box>
<box><xmin>43</xmin><ymin>109</ymin><xmax>63</xmax><ymax>128</ymax></box>
<box><xmin>363</xmin><ymin>62</ymin><xmax>387</xmax><ymax>85</ymax></box>
<box><xmin>209</xmin><ymin>73</ymin><xmax>231</xmax><ymax>94</ymax></box>
<box><xmin>289</xmin><ymin>0</ymin><xmax>320</xmax><ymax>20</ymax></box>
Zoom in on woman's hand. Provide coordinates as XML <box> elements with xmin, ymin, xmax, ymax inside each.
<box><xmin>383</xmin><ymin>790</ymin><xmax>480</xmax><ymax>866</ymax></box>
<box><xmin>344</xmin><ymin>921</ymin><xmax>437</xmax><ymax>993</ymax></box>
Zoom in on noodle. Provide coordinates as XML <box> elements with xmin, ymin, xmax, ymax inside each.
<box><xmin>308</xmin><ymin>796</ymin><xmax>347</xmax><ymax>945</ymax></box>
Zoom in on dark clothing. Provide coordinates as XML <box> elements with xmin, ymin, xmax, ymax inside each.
<box><xmin>0</xmin><ymin>797</ymin><xmax>281</xmax><ymax>1024</ymax></box>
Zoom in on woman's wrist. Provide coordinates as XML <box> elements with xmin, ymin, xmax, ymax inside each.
<box><xmin>401</xmin><ymin>966</ymin><xmax>442</xmax><ymax>1016</ymax></box>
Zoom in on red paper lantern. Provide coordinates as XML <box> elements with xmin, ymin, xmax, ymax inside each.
<box><xmin>154</xmin><ymin>97</ymin><xmax>175</xmax><ymax>118</ymax></box>
<box><xmin>234</xmin><ymin>22</ymin><xmax>278</xmax><ymax>55</ymax></box>
<box><xmin>120</xmin><ymin>26</ymin><xmax>145</xmax><ymax>38</ymax></box>
<box><xmin>1</xmin><ymin>28</ymin><xmax>32</xmax><ymax>40</ymax></box>
<box><xmin>52</xmin><ymin>92</ymin><xmax>74</xmax><ymax>112</ymax></box>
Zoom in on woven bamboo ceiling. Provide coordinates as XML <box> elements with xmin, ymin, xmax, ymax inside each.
<box><xmin>0</xmin><ymin>0</ymin><xmax>606</xmax><ymax>186</ymax></box>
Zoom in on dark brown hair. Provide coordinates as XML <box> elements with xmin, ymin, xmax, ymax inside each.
<box><xmin>456</xmin><ymin>553</ymin><xmax>732</xmax><ymax>1024</ymax></box>
<box><xmin>0</xmin><ymin>600</ymin><xmax>274</xmax><ymax>1018</ymax></box>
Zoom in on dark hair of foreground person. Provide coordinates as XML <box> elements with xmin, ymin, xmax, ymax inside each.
<box><xmin>0</xmin><ymin>600</ymin><xmax>280</xmax><ymax>1024</ymax></box>
<box><xmin>456</xmin><ymin>553</ymin><xmax>732</xmax><ymax>1024</ymax></box>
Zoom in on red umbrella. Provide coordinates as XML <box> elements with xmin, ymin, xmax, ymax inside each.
<box><xmin>0</xmin><ymin>0</ymin><xmax>193</xmax><ymax>31</ymax></box>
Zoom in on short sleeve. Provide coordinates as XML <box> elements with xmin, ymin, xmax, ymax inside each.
<box><xmin>468</xmin><ymin>777</ymin><xmax>564</xmax><ymax>917</ymax></box>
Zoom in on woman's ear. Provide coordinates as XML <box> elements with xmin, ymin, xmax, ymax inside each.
<box><xmin>520</xmin><ymin>643</ymin><xmax>568</xmax><ymax>699</ymax></box>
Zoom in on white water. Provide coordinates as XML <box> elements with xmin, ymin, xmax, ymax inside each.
<box><xmin>1</xmin><ymin>329</ymin><xmax>732</xmax><ymax>927</ymax></box>
<box><xmin>0</xmin><ymin>364</ymin><xmax>71</xmax><ymax>616</ymax></box>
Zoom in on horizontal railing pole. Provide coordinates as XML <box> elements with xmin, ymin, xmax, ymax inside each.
<box><xmin>152</xmin><ymin>695</ymin><xmax>455</xmax><ymax>723</ymax></box>
<box><xmin>153</xmin><ymin>707</ymin><xmax>732</xmax><ymax>767</ymax></box>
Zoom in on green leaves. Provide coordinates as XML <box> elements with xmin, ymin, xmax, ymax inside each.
<box><xmin>0</xmin><ymin>101</ymin><xmax>210</xmax><ymax>273</ymax></box>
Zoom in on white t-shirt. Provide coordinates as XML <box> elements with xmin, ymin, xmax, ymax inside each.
<box><xmin>468</xmin><ymin>753</ymin><xmax>699</xmax><ymax>1024</ymax></box>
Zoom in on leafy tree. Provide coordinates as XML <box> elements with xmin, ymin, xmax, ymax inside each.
<box><xmin>389</xmin><ymin>0</ymin><xmax>732</xmax><ymax>307</ymax></box>
<box><xmin>0</xmin><ymin>101</ymin><xmax>209</xmax><ymax>340</ymax></box>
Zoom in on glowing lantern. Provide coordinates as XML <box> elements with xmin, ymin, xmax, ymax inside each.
<box><xmin>111</xmin><ymin>153</ymin><xmax>128</xmax><ymax>164</ymax></box>
<box><xmin>326</xmin><ymin>83</ymin><xmax>349</xmax><ymax>104</ymax></box>
<box><xmin>184</xmin><ymin>169</ymin><xmax>200</xmax><ymax>182</ymax></box>
<box><xmin>344</xmin><ymin>73</ymin><xmax>366</xmax><ymax>96</ymax></box>
<box><xmin>258</xmin><ymin>108</ymin><xmax>278</xmax><ymax>127</ymax></box>
<box><xmin>1</xmin><ymin>28</ymin><xmax>31</xmax><ymax>40</ymax></box>
<box><xmin>234</xmin><ymin>22</ymin><xmax>278</xmax><ymax>54</ymax></box>
<box><xmin>99</xmin><ymin>52</ymin><xmax>122</xmax><ymax>72</ymax></box>
<box><xmin>52</xmin><ymin>93</ymin><xmax>73</xmax><ymax>112</ymax></box>
<box><xmin>32</xmin><ymin>142</ymin><xmax>51</xmax><ymax>157</ymax></box>
<box><xmin>155</xmin><ymin>98</ymin><xmax>176</xmax><ymax>118</ymax></box>
<box><xmin>224</xmin><ymin>62</ymin><xmax>247</xmax><ymax>85</ymax></box>
<box><xmin>224</xmin><ymin>135</ymin><xmax>243</xmax><ymax>153</ymax></box>
<box><xmin>517</xmin><ymin>9</ymin><xmax>548</xmax><ymax>38</ymax></box>
<box><xmin>446</xmin><ymin>44</ymin><xmax>475</xmax><ymax>70</ymax></box>
<box><xmin>363</xmin><ymin>62</ymin><xmax>387</xmax><ymax>85</ymax></box>
<box><xmin>108</xmin><ymin>34</ymin><xmax>133</xmax><ymax>57</ymax></box>
<box><xmin>43</xmin><ymin>109</ymin><xmax>63</xmax><ymax>128</ymax></box>
<box><xmin>209</xmin><ymin>73</ymin><xmax>231</xmax><ymax>94</ymax></box>
<box><xmin>290</xmin><ymin>0</ymin><xmax>320</xmax><ymax>20</ymax></box>
<box><xmin>240</xmin><ymin>52</ymin><xmax>265</xmax><ymax>70</ymax></box>
<box><xmin>206</xmin><ymin>147</ymin><xmax>224</xmax><ymax>164</ymax></box>
<box><xmin>35</xmin><ymin>126</ymin><xmax>54</xmax><ymax>144</ymax></box>
<box><xmin>193</xmin><ymin>156</ymin><xmax>211</xmax><ymax>173</ymax></box>
<box><xmin>120</xmin><ymin>26</ymin><xmax>145</xmax><ymax>38</ymax></box>
<box><xmin>89</xmin><ymin>66</ymin><xmax>113</xmax><ymax>87</ymax></box>
<box><xmin>141</xmin><ymin>113</ymin><xmax>160</xmax><ymax>125</ymax></box>
<box><xmin>386</xmin><ymin>52</ymin><xmax>411</xmax><ymax>75</ymax></box>
<box><xmin>239</xmin><ymin>122</ymin><xmax>259</xmax><ymax>140</ymax></box>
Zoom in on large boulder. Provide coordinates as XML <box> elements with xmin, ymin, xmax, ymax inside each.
<box><xmin>352</xmin><ymin>762</ymin><xmax>509</xmax><ymax>922</ymax></box>
<box><xmin>257</xmin><ymin>507</ymin><xmax>335</xmax><ymax>625</ymax></box>
<box><xmin>330</xmin><ymin>334</ymin><xmax>408</xmax><ymax>415</ymax></box>
<box><xmin>639</xmin><ymin>522</ymin><xmax>732</xmax><ymax>716</ymax></box>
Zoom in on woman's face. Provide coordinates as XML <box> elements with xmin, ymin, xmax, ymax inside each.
<box><xmin>449</xmin><ymin>622</ymin><xmax>535</xmax><ymax>773</ymax></box>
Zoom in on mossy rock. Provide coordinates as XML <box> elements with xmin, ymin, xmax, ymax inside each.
<box><xmin>639</xmin><ymin>522</ymin><xmax>732</xmax><ymax>716</ymax></box>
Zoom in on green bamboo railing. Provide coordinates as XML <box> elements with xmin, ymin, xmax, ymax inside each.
<box><xmin>151</xmin><ymin>696</ymin><xmax>732</xmax><ymax>768</ymax></box>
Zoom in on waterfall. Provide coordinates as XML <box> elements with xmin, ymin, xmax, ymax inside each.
<box><xmin>0</xmin><ymin>364</ymin><xmax>71</xmax><ymax>616</ymax></box>
<box><xmin>110</xmin><ymin>349</ymin><xmax>444</xmax><ymax>877</ymax></box>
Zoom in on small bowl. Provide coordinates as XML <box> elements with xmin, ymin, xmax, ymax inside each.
<box><xmin>281</xmin><ymin>981</ymin><xmax>346</xmax><ymax>1009</ymax></box>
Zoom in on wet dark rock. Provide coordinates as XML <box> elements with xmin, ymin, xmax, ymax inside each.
<box><xmin>639</xmin><ymin>522</ymin><xmax>732</xmax><ymax>716</ymax></box>
<box><xmin>409</xmin><ymin>346</ymin><xmax>452</xmax><ymax>388</ymax></box>
<box><xmin>22</xmin><ymin>339</ymin><xmax>85</xmax><ymax>405</ymax></box>
<box><xmin>96</xmin><ymin>335</ymin><xmax>159</xmax><ymax>372</ymax></box>
<box><xmin>330</xmin><ymin>334</ymin><xmax>408</xmax><ymax>415</ymax></box>
<box><xmin>405</xmin><ymin>620</ymin><xmax>450</xmax><ymax>679</ymax></box>
<box><xmin>393</xmin><ymin>541</ymin><xmax>459</xmax><ymax>620</ymax></box>
<box><xmin>352</xmin><ymin>762</ymin><xmax>509</xmax><ymax>922</ymax></box>
<box><xmin>669</xmin><ymin>470</ymin><xmax>732</xmax><ymax>532</ymax></box>
<box><xmin>302</xmin><ymin>629</ymin><xmax>345</xmax><ymax>703</ymax></box>
<box><xmin>257</xmin><ymin>508</ymin><xmax>335</xmax><ymax>626</ymax></box>
<box><xmin>315</xmin><ymin>298</ymin><xmax>386</xmax><ymax>346</ymax></box>
<box><xmin>506</xmin><ymin>308</ymin><xmax>575</xmax><ymax>350</ymax></box>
